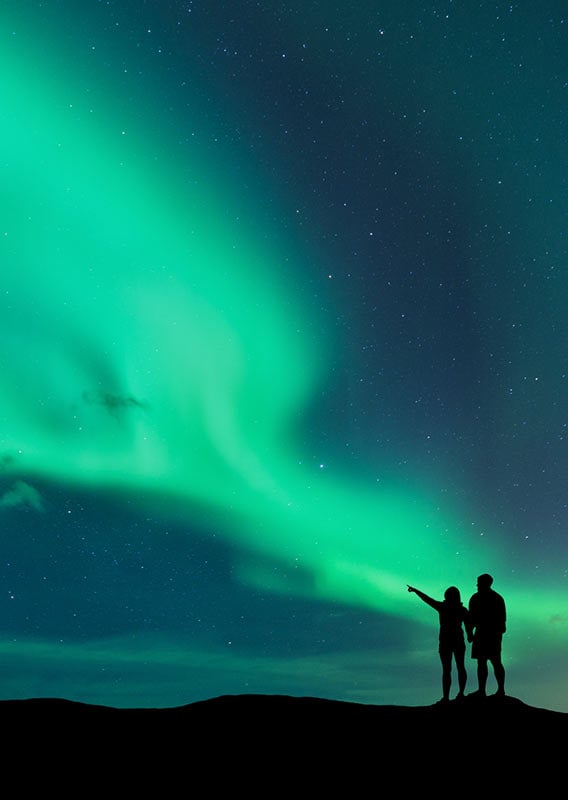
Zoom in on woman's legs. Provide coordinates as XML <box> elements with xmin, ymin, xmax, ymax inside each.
<box><xmin>440</xmin><ymin>647</ymin><xmax>467</xmax><ymax>700</ymax></box>
<box><xmin>440</xmin><ymin>651</ymin><xmax>452</xmax><ymax>700</ymax></box>
<box><xmin>455</xmin><ymin>649</ymin><xmax>467</xmax><ymax>696</ymax></box>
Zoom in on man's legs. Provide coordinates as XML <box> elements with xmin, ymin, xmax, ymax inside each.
<box><xmin>490</xmin><ymin>657</ymin><xmax>505</xmax><ymax>695</ymax></box>
<box><xmin>477</xmin><ymin>658</ymin><xmax>488</xmax><ymax>695</ymax></box>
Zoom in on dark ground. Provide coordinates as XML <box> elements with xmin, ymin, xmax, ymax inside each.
<box><xmin>2</xmin><ymin>693</ymin><xmax>564</xmax><ymax>790</ymax></box>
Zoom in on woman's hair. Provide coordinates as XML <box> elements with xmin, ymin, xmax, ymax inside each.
<box><xmin>444</xmin><ymin>586</ymin><xmax>461</xmax><ymax>604</ymax></box>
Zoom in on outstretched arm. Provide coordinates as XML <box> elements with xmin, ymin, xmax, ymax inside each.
<box><xmin>407</xmin><ymin>585</ymin><xmax>440</xmax><ymax>610</ymax></box>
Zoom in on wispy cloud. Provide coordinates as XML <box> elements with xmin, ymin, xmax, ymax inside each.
<box><xmin>0</xmin><ymin>481</ymin><xmax>44</xmax><ymax>512</ymax></box>
<box><xmin>82</xmin><ymin>390</ymin><xmax>148</xmax><ymax>418</ymax></box>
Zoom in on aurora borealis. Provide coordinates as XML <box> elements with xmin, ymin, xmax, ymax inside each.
<box><xmin>1</xmin><ymin>2</ymin><xmax>566</xmax><ymax>711</ymax></box>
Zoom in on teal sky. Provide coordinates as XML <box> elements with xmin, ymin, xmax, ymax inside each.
<box><xmin>0</xmin><ymin>2</ymin><xmax>566</xmax><ymax>712</ymax></box>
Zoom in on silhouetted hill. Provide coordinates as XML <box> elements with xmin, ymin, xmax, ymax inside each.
<box><xmin>2</xmin><ymin>693</ymin><xmax>564</xmax><ymax>788</ymax></box>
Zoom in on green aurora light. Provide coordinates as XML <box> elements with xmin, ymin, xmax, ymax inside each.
<box><xmin>0</xmin><ymin>11</ymin><xmax>566</xmax><ymax>707</ymax></box>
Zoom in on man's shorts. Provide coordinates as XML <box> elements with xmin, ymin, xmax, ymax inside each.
<box><xmin>472</xmin><ymin>632</ymin><xmax>502</xmax><ymax>660</ymax></box>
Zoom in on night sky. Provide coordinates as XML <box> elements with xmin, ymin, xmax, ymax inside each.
<box><xmin>1</xmin><ymin>1</ymin><xmax>566</xmax><ymax>712</ymax></box>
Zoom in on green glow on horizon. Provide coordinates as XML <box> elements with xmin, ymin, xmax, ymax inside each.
<box><xmin>0</xmin><ymin>23</ymin><xmax>565</xmax><ymax>651</ymax></box>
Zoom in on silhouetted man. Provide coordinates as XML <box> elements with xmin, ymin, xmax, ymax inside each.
<box><xmin>468</xmin><ymin>574</ymin><xmax>506</xmax><ymax>697</ymax></box>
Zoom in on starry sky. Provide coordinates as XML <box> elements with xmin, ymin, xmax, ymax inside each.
<box><xmin>1</xmin><ymin>1</ymin><xmax>566</xmax><ymax>712</ymax></box>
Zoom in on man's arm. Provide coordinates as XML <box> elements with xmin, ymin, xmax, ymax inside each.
<box><xmin>500</xmin><ymin>595</ymin><xmax>507</xmax><ymax>633</ymax></box>
<box><xmin>463</xmin><ymin>608</ymin><xmax>474</xmax><ymax>642</ymax></box>
<box><xmin>468</xmin><ymin>595</ymin><xmax>477</xmax><ymax>636</ymax></box>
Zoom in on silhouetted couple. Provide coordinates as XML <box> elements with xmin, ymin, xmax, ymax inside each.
<box><xmin>407</xmin><ymin>574</ymin><xmax>506</xmax><ymax>703</ymax></box>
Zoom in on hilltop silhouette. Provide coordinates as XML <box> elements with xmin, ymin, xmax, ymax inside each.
<box><xmin>1</xmin><ymin>691</ymin><xmax>564</xmax><ymax>790</ymax></box>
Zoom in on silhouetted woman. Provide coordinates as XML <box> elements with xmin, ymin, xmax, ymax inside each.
<box><xmin>407</xmin><ymin>584</ymin><xmax>472</xmax><ymax>703</ymax></box>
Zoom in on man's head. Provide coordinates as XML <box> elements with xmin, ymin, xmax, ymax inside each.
<box><xmin>477</xmin><ymin>573</ymin><xmax>493</xmax><ymax>590</ymax></box>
